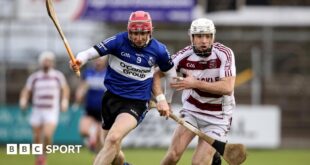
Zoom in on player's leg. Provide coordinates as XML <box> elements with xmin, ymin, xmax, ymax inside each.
<box><xmin>161</xmin><ymin>125</ymin><xmax>195</xmax><ymax>165</ymax></box>
<box><xmin>192</xmin><ymin>138</ymin><xmax>215</xmax><ymax>165</ymax></box>
<box><xmin>211</xmin><ymin>152</ymin><xmax>222</xmax><ymax>165</ymax></box>
<box><xmin>80</xmin><ymin>115</ymin><xmax>99</xmax><ymax>151</ymax></box>
<box><xmin>32</xmin><ymin>125</ymin><xmax>43</xmax><ymax>144</ymax></box>
<box><xmin>30</xmin><ymin>111</ymin><xmax>46</xmax><ymax>165</ymax></box>
<box><xmin>79</xmin><ymin>115</ymin><xmax>93</xmax><ymax>137</ymax></box>
<box><xmin>42</xmin><ymin>111</ymin><xmax>58</xmax><ymax>150</ymax></box>
<box><xmin>90</xmin><ymin>109</ymin><xmax>104</xmax><ymax>151</ymax></box>
<box><xmin>32</xmin><ymin>125</ymin><xmax>45</xmax><ymax>165</ymax></box>
<box><xmin>43</xmin><ymin>122</ymin><xmax>57</xmax><ymax>150</ymax></box>
<box><xmin>30</xmin><ymin>111</ymin><xmax>43</xmax><ymax>144</ymax></box>
<box><xmin>112</xmin><ymin>150</ymin><xmax>125</xmax><ymax>165</ymax></box>
<box><xmin>99</xmin><ymin>128</ymin><xmax>125</xmax><ymax>164</ymax></box>
<box><xmin>93</xmin><ymin>113</ymin><xmax>137</xmax><ymax>165</ymax></box>
<box><xmin>31</xmin><ymin>111</ymin><xmax>52</xmax><ymax>165</ymax></box>
<box><xmin>161</xmin><ymin>110</ymin><xmax>198</xmax><ymax>165</ymax></box>
<box><xmin>194</xmin><ymin>118</ymin><xmax>229</xmax><ymax>165</ymax></box>
<box><xmin>94</xmin><ymin>122</ymin><xmax>103</xmax><ymax>151</ymax></box>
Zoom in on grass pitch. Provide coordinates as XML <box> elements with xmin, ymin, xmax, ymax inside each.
<box><xmin>1</xmin><ymin>147</ymin><xmax>310</xmax><ymax>165</ymax></box>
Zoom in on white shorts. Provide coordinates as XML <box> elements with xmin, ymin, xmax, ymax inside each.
<box><xmin>180</xmin><ymin>109</ymin><xmax>232</xmax><ymax>142</ymax></box>
<box><xmin>29</xmin><ymin>110</ymin><xmax>59</xmax><ymax>127</ymax></box>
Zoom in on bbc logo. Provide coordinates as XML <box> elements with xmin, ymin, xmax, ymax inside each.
<box><xmin>7</xmin><ymin>144</ymin><xmax>82</xmax><ymax>155</ymax></box>
<box><xmin>7</xmin><ymin>144</ymin><xmax>43</xmax><ymax>155</ymax></box>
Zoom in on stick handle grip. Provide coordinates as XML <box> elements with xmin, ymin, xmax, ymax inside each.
<box><xmin>63</xmin><ymin>38</ymin><xmax>80</xmax><ymax>77</ymax></box>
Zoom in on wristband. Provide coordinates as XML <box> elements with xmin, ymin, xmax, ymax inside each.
<box><xmin>156</xmin><ymin>94</ymin><xmax>166</xmax><ymax>102</ymax></box>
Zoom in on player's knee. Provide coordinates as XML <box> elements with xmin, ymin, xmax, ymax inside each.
<box><xmin>105</xmin><ymin>133</ymin><xmax>122</xmax><ymax>146</ymax></box>
<box><xmin>167</xmin><ymin>150</ymin><xmax>182</xmax><ymax>163</ymax></box>
<box><xmin>211</xmin><ymin>152</ymin><xmax>222</xmax><ymax>165</ymax></box>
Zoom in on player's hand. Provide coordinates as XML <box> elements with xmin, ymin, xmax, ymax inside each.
<box><xmin>71</xmin><ymin>102</ymin><xmax>80</xmax><ymax>112</ymax></box>
<box><xmin>156</xmin><ymin>100</ymin><xmax>170</xmax><ymax>118</ymax></box>
<box><xmin>171</xmin><ymin>71</ymin><xmax>196</xmax><ymax>91</ymax></box>
<box><xmin>61</xmin><ymin>99</ymin><xmax>69</xmax><ymax>112</ymax></box>
<box><xmin>69</xmin><ymin>60</ymin><xmax>82</xmax><ymax>72</ymax></box>
<box><xmin>19</xmin><ymin>98</ymin><xmax>28</xmax><ymax>111</ymax></box>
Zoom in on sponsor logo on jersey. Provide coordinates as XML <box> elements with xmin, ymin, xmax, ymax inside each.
<box><xmin>197</xmin><ymin>77</ymin><xmax>219</xmax><ymax>82</ymax></box>
<box><xmin>120</xmin><ymin>62</ymin><xmax>151</xmax><ymax>78</ymax></box>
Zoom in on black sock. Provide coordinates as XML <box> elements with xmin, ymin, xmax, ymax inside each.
<box><xmin>211</xmin><ymin>140</ymin><xmax>226</xmax><ymax>156</ymax></box>
<box><xmin>211</xmin><ymin>152</ymin><xmax>222</xmax><ymax>165</ymax></box>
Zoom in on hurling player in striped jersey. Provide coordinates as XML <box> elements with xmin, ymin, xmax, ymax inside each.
<box><xmin>155</xmin><ymin>18</ymin><xmax>237</xmax><ymax>165</ymax></box>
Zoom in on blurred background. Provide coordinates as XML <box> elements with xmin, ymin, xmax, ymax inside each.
<box><xmin>0</xmin><ymin>0</ymin><xmax>310</xmax><ymax>164</ymax></box>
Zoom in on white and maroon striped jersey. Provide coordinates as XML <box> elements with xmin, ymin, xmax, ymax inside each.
<box><xmin>25</xmin><ymin>69</ymin><xmax>67</xmax><ymax>112</ymax></box>
<box><xmin>172</xmin><ymin>42</ymin><xmax>236</xmax><ymax>118</ymax></box>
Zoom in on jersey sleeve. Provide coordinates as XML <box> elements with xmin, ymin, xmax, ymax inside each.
<box><xmin>219</xmin><ymin>47</ymin><xmax>236</xmax><ymax>78</ymax></box>
<box><xmin>171</xmin><ymin>46</ymin><xmax>192</xmax><ymax>73</ymax></box>
<box><xmin>157</xmin><ymin>46</ymin><xmax>174</xmax><ymax>72</ymax></box>
<box><xmin>93</xmin><ymin>35</ymin><xmax>118</xmax><ymax>56</ymax></box>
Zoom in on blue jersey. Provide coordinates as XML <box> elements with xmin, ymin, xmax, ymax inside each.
<box><xmin>82</xmin><ymin>67</ymin><xmax>107</xmax><ymax>110</ymax></box>
<box><xmin>93</xmin><ymin>32</ymin><xmax>173</xmax><ymax>101</ymax></box>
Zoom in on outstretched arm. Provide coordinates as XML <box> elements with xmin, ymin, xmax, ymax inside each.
<box><xmin>74</xmin><ymin>80</ymin><xmax>88</xmax><ymax>106</ymax></box>
<box><xmin>70</xmin><ymin>47</ymin><xmax>100</xmax><ymax>72</ymax></box>
<box><xmin>61</xmin><ymin>82</ymin><xmax>70</xmax><ymax>112</ymax></box>
<box><xmin>19</xmin><ymin>87</ymin><xmax>31</xmax><ymax>111</ymax></box>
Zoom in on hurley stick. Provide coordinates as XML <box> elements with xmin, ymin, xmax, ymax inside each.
<box><xmin>46</xmin><ymin>0</ymin><xmax>80</xmax><ymax>77</ymax></box>
<box><xmin>169</xmin><ymin>113</ymin><xmax>246</xmax><ymax>165</ymax></box>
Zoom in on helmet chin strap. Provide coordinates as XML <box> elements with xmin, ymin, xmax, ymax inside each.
<box><xmin>192</xmin><ymin>45</ymin><xmax>212</xmax><ymax>57</ymax></box>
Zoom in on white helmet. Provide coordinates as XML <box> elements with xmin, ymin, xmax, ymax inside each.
<box><xmin>189</xmin><ymin>18</ymin><xmax>215</xmax><ymax>57</ymax></box>
<box><xmin>189</xmin><ymin>18</ymin><xmax>216</xmax><ymax>35</ymax></box>
<box><xmin>38</xmin><ymin>51</ymin><xmax>55</xmax><ymax>65</ymax></box>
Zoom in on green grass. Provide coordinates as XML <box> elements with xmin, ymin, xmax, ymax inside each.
<box><xmin>1</xmin><ymin>147</ymin><xmax>310</xmax><ymax>165</ymax></box>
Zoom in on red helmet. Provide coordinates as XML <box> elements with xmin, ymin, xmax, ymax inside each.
<box><xmin>127</xmin><ymin>11</ymin><xmax>153</xmax><ymax>32</ymax></box>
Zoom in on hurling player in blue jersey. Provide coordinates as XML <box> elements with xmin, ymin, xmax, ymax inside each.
<box><xmin>74</xmin><ymin>57</ymin><xmax>107</xmax><ymax>152</ymax></box>
<box><xmin>70</xmin><ymin>11</ymin><xmax>176</xmax><ymax>165</ymax></box>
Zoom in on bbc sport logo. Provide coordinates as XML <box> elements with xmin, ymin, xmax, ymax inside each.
<box><xmin>6</xmin><ymin>144</ymin><xmax>82</xmax><ymax>155</ymax></box>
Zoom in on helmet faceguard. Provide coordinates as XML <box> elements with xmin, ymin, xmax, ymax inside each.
<box><xmin>127</xmin><ymin>11</ymin><xmax>153</xmax><ymax>48</ymax></box>
<box><xmin>189</xmin><ymin>18</ymin><xmax>216</xmax><ymax>57</ymax></box>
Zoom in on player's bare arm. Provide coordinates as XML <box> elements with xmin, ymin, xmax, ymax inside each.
<box><xmin>61</xmin><ymin>83</ymin><xmax>70</xmax><ymax>112</ymax></box>
<box><xmin>152</xmin><ymin>70</ymin><xmax>170</xmax><ymax>117</ymax></box>
<box><xmin>19</xmin><ymin>87</ymin><xmax>31</xmax><ymax>110</ymax></box>
<box><xmin>74</xmin><ymin>81</ymin><xmax>89</xmax><ymax>105</ymax></box>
